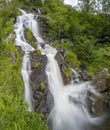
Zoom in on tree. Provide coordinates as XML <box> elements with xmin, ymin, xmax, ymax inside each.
<box><xmin>102</xmin><ymin>0</ymin><xmax>110</xmax><ymax>14</ymax></box>
<box><xmin>78</xmin><ymin>0</ymin><xmax>96</xmax><ymax>13</ymax></box>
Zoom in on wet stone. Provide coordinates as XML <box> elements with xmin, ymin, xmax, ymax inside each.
<box><xmin>30</xmin><ymin>52</ymin><xmax>53</xmax><ymax>120</ymax></box>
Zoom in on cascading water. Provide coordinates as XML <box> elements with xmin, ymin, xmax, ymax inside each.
<box><xmin>45</xmin><ymin>45</ymin><xmax>105</xmax><ymax>130</ymax></box>
<box><xmin>70</xmin><ymin>68</ymin><xmax>79</xmax><ymax>84</ymax></box>
<box><xmin>14</xmin><ymin>9</ymin><xmax>105</xmax><ymax>129</ymax></box>
<box><xmin>14</xmin><ymin>10</ymin><xmax>35</xmax><ymax>111</ymax></box>
<box><xmin>45</xmin><ymin>45</ymin><xmax>63</xmax><ymax>98</ymax></box>
<box><xmin>14</xmin><ymin>9</ymin><xmax>45</xmax><ymax>111</ymax></box>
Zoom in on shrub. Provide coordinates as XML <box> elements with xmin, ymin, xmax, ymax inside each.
<box><xmin>65</xmin><ymin>51</ymin><xmax>80</xmax><ymax>67</ymax></box>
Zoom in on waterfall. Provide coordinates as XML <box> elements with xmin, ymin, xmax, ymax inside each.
<box><xmin>45</xmin><ymin>46</ymin><xmax>104</xmax><ymax>130</ymax></box>
<box><xmin>45</xmin><ymin>45</ymin><xmax>63</xmax><ymax>99</ymax></box>
<box><xmin>14</xmin><ymin>9</ymin><xmax>45</xmax><ymax>111</ymax></box>
<box><xmin>14</xmin><ymin>11</ymin><xmax>35</xmax><ymax>111</ymax></box>
<box><xmin>14</xmin><ymin>9</ymin><xmax>105</xmax><ymax>129</ymax></box>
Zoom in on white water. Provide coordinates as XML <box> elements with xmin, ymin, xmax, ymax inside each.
<box><xmin>14</xmin><ymin>9</ymin><xmax>45</xmax><ymax>111</ymax></box>
<box><xmin>14</xmin><ymin>9</ymin><xmax>104</xmax><ymax>129</ymax></box>
<box><xmin>45</xmin><ymin>46</ymin><xmax>104</xmax><ymax>130</ymax></box>
<box><xmin>14</xmin><ymin>10</ymin><xmax>35</xmax><ymax>111</ymax></box>
<box><xmin>70</xmin><ymin>68</ymin><xmax>79</xmax><ymax>84</ymax></box>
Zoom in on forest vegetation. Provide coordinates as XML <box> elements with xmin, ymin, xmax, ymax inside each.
<box><xmin>0</xmin><ymin>0</ymin><xmax>110</xmax><ymax>129</ymax></box>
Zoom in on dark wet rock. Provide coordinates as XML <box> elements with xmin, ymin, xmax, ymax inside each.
<box><xmin>86</xmin><ymin>69</ymin><xmax>110</xmax><ymax>117</ymax></box>
<box><xmin>30</xmin><ymin>52</ymin><xmax>53</xmax><ymax>120</ymax></box>
<box><xmin>86</xmin><ymin>91</ymin><xmax>104</xmax><ymax>116</ymax></box>
<box><xmin>76</xmin><ymin>65</ymin><xmax>90</xmax><ymax>81</ymax></box>
<box><xmin>60</xmin><ymin>49</ymin><xmax>67</xmax><ymax>58</ymax></box>
<box><xmin>55</xmin><ymin>51</ymin><xmax>66</xmax><ymax>68</ymax></box>
<box><xmin>81</xmin><ymin>70</ymin><xmax>90</xmax><ymax>81</ymax></box>
<box><xmin>55</xmin><ymin>51</ymin><xmax>70</xmax><ymax>84</ymax></box>
<box><xmin>32</xmin><ymin>8</ymin><xmax>41</xmax><ymax>14</ymax></box>
<box><xmin>46</xmin><ymin>91</ymin><xmax>54</xmax><ymax>112</ymax></box>
<box><xmin>105</xmin><ymin>78</ymin><xmax>110</xmax><ymax>91</ymax></box>
<box><xmin>91</xmin><ymin>68</ymin><xmax>109</xmax><ymax>92</ymax></box>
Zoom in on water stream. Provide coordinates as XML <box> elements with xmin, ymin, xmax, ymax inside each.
<box><xmin>44</xmin><ymin>45</ymin><xmax>104</xmax><ymax>130</ymax></box>
<box><xmin>14</xmin><ymin>9</ymin><xmax>104</xmax><ymax>130</ymax></box>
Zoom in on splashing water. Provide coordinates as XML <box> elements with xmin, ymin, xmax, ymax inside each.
<box><xmin>45</xmin><ymin>45</ymin><xmax>105</xmax><ymax>130</ymax></box>
<box><xmin>14</xmin><ymin>9</ymin><xmax>105</xmax><ymax>129</ymax></box>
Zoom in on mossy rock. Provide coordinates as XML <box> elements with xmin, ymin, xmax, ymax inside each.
<box><xmin>34</xmin><ymin>49</ymin><xmax>41</xmax><ymax>56</ymax></box>
<box><xmin>25</xmin><ymin>28</ymin><xmax>37</xmax><ymax>48</ymax></box>
<box><xmin>61</xmin><ymin>67</ymin><xmax>72</xmax><ymax>84</ymax></box>
<box><xmin>39</xmin><ymin>81</ymin><xmax>45</xmax><ymax>91</ymax></box>
<box><xmin>34</xmin><ymin>63</ymin><xmax>41</xmax><ymax>69</ymax></box>
<box><xmin>63</xmin><ymin>68</ymin><xmax>72</xmax><ymax>78</ymax></box>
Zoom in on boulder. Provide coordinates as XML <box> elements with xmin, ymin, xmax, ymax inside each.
<box><xmin>55</xmin><ymin>50</ymin><xmax>70</xmax><ymax>84</ymax></box>
<box><xmin>89</xmin><ymin>68</ymin><xmax>110</xmax><ymax>124</ymax></box>
<box><xmin>77</xmin><ymin>65</ymin><xmax>90</xmax><ymax>81</ymax></box>
<box><xmin>91</xmin><ymin>68</ymin><xmax>109</xmax><ymax>92</ymax></box>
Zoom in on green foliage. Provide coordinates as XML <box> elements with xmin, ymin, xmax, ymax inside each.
<box><xmin>0</xmin><ymin>1</ymin><xmax>23</xmax><ymax>41</ymax></box>
<box><xmin>0</xmin><ymin>2</ymin><xmax>47</xmax><ymax>129</ymax></box>
<box><xmin>0</xmin><ymin>42</ymin><xmax>48</xmax><ymax>130</ymax></box>
<box><xmin>63</xmin><ymin>68</ymin><xmax>72</xmax><ymax>78</ymax></box>
<box><xmin>34</xmin><ymin>63</ymin><xmax>41</xmax><ymax>68</ymax></box>
<box><xmin>73</xmin><ymin>35</ymin><xmax>95</xmax><ymax>63</ymax></box>
<box><xmin>46</xmin><ymin>1</ymin><xmax>110</xmax><ymax>74</ymax></box>
<box><xmin>52</xmin><ymin>40</ymin><xmax>73</xmax><ymax>50</ymax></box>
<box><xmin>88</xmin><ymin>47</ymin><xmax>110</xmax><ymax>75</ymax></box>
<box><xmin>0</xmin><ymin>0</ymin><xmax>110</xmax><ymax>128</ymax></box>
<box><xmin>65</xmin><ymin>51</ymin><xmax>80</xmax><ymax>67</ymax></box>
<box><xmin>25</xmin><ymin>28</ymin><xmax>37</xmax><ymax>48</ymax></box>
<box><xmin>6</xmin><ymin>33</ymin><xmax>16</xmax><ymax>44</ymax></box>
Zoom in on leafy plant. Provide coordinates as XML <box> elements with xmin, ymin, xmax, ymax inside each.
<box><xmin>65</xmin><ymin>51</ymin><xmax>80</xmax><ymax>67</ymax></box>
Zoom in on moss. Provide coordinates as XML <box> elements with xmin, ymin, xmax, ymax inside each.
<box><xmin>34</xmin><ymin>63</ymin><xmax>41</xmax><ymax>68</ymax></box>
<box><xmin>25</xmin><ymin>28</ymin><xmax>33</xmax><ymax>41</ymax></box>
<box><xmin>25</xmin><ymin>28</ymin><xmax>37</xmax><ymax>48</ymax></box>
<box><xmin>31</xmin><ymin>41</ymin><xmax>37</xmax><ymax>48</ymax></box>
<box><xmin>34</xmin><ymin>49</ymin><xmax>41</xmax><ymax>56</ymax></box>
<box><xmin>107</xmin><ymin>73</ymin><xmax>110</xmax><ymax>78</ymax></box>
<box><xmin>63</xmin><ymin>68</ymin><xmax>72</xmax><ymax>78</ymax></box>
<box><xmin>39</xmin><ymin>82</ymin><xmax>45</xmax><ymax>91</ymax></box>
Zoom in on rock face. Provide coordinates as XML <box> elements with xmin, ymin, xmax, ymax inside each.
<box><xmin>91</xmin><ymin>69</ymin><xmax>110</xmax><ymax>111</ymax></box>
<box><xmin>29</xmin><ymin>48</ymin><xmax>110</xmax><ymax>129</ymax></box>
<box><xmin>89</xmin><ymin>69</ymin><xmax>110</xmax><ymax>130</ymax></box>
<box><xmin>30</xmin><ymin>52</ymin><xmax>53</xmax><ymax>120</ymax></box>
<box><xmin>92</xmin><ymin>68</ymin><xmax>109</xmax><ymax>92</ymax></box>
<box><xmin>55</xmin><ymin>51</ymin><xmax>70</xmax><ymax>84</ymax></box>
